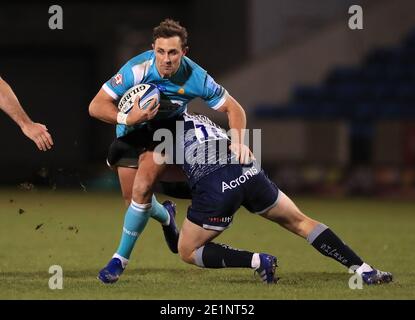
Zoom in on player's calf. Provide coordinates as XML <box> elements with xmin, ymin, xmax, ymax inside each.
<box><xmin>180</xmin><ymin>214</ymin><xmax>279</xmax><ymax>284</ymax></box>
<box><xmin>186</xmin><ymin>242</ymin><xmax>278</xmax><ymax>284</ymax></box>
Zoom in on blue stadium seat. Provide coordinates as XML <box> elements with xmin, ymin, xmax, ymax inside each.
<box><xmin>254</xmin><ymin>27</ymin><xmax>415</xmax><ymax>121</ymax></box>
<box><xmin>403</xmin><ymin>28</ymin><xmax>415</xmax><ymax>48</ymax></box>
<box><xmin>395</xmin><ymin>83</ymin><xmax>415</xmax><ymax>102</ymax></box>
<box><xmin>325</xmin><ymin>67</ymin><xmax>361</xmax><ymax>84</ymax></box>
<box><xmin>292</xmin><ymin>86</ymin><xmax>326</xmax><ymax>102</ymax></box>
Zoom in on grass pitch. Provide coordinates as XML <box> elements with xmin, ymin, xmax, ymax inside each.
<box><xmin>0</xmin><ymin>188</ymin><xmax>414</xmax><ymax>300</ymax></box>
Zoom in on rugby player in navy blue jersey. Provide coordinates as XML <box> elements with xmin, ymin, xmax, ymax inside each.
<box><xmin>89</xmin><ymin>19</ymin><xmax>252</xmax><ymax>283</ymax></box>
<box><xmin>99</xmin><ymin>109</ymin><xmax>393</xmax><ymax>285</ymax></box>
<box><xmin>0</xmin><ymin>77</ymin><xmax>53</xmax><ymax>151</ymax></box>
<box><xmin>174</xmin><ymin>113</ymin><xmax>393</xmax><ymax>285</ymax></box>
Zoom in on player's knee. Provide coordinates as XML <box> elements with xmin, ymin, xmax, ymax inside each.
<box><xmin>178</xmin><ymin>244</ymin><xmax>194</xmax><ymax>265</ymax></box>
<box><xmin>132</xmin><ymin>179</ymin><xmax>153</xmax><ymax>202</ymax></box>
<box><xmin>296</xmin><ymin>216</ymin><xmax>319</xmax><ymax>238</ymax></box>
<box><xmin>179</xmin><ymin>253</ymin><xmax>193</xmax><ymax>265</ymax></box>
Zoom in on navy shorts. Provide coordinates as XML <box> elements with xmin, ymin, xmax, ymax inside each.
<box><xmin>187</xmin><ymin>163</ymin><xmax>280</xmax><ymax>231</ymax></box>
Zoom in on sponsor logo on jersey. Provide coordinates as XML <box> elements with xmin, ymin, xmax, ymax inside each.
<box><xmin>222</xmin><ymin>166</ymin><xmax>258</xmax><ymax>192</ymax></box>
<box><xmin>206</xmin><ymin>75</ymin><xmax>224</xmax><ymax>97</ymax></box>
<box><xmin>208</xmin><ymin>216</ymin><xmax>233</xmax><ymax>223</ymax></box>
<box><xmin>177</xmin><ymin>87</ymin><xmax>185</xmax><ymax>95</ymax></box>
<box><xmin>111</xmin><ymin>73</ymin><xmax>123</xmax><ymax>87</ymax></box>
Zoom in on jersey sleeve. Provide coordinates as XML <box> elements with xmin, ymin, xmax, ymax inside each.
<box><xmin>102</xmin><ymin>62</ymin><xmax>135</xmax><ymax>100</ymax></box>
<box><xmin>201</xmin><ymin>74</ymin><xmax>229</xmax><ymax>110</ymax></box>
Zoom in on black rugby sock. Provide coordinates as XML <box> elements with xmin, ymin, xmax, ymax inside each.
<box><xmin>307</xmin><ymin>223</ymin><xmax>364</xmax><ymax>269</ymax></box>
<box><xmin>195</xmin><ymin>242</ymin><xmax>254</xmax><ymax>268</ymax></box>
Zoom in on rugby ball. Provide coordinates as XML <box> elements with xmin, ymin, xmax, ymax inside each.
<box><xmin>118</xmin><ymin>83</ymin><xmax>160</xmax><ymax>114</ymax></box>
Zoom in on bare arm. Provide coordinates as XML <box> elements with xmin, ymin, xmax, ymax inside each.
<box><xmin>89</xmin><ymin>88</ymin><xmax>159</xmax><ymax>125</ymax></box>
<box><xmin>88</xmin><ymin>88</ymin><xmax>120</xmax><ymax>124</ymax></box>
<box><xmin>216</xmin><ymin>95</ymin><xmax>254</xmax><ymax>163</ymax></box>
<box><xmin>0</xmin><ymin>78</ymin><xmax>32</xmax><ymax>126</ymax></box>
<box><xmin>0</xmin><ymin>77</ymin><xmax>53</xmax><ymax>151</ymax></box>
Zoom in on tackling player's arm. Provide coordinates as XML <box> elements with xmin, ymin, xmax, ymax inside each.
<box><xmin>216</xmin><ymin>95</ymin><xmax>254</xmax><ymax>164</ymax></box>
<box><xmin>201</xmin><ymin>73</ymin><xmax>253</xmax><ymax>163</ymax></box>
<box><xmin>0</xmin><ymin>77</ymin><xmax>53</xmax><ymax>151</ymax></box>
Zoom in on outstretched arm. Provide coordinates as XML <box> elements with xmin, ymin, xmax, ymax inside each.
<box><xmin>0</xmin><ymin>77</ymin><xmax>53</xmax><ymax>151</ymax></box>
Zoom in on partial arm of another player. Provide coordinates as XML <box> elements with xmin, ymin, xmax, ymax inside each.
<box><xmin>89</xmin><ymin>88</ymin><xmax>159</xmax><ymax>125</ymax></box>
<box><xmin>216</xmin><ymin>95</ymin><xmax>254</xmax><ymax>164</ymax></box>
<box><xmin>0</xmin><ymin>77</ymin><xmax>53</xmax><ymax>151</ymax></box>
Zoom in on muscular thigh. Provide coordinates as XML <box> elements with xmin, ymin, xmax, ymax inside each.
<box><xmin>132</xmin><ymin>151</ymin><xmax>167</xmax><ymax>202</ymax></box>
<box><xmin>118</xmin><ymin>166</ymin><xmax>138</xmax><ymax>206</ymax></box>
<box><xmin>136</xmin><ymin>151</ymin><xmax>166</xmax><ymax>181</ymax></box>
<box><xmin>261</xmin><ymin>191</ymin><xmax>304</xmax><ymax>223</ymax></box>
<box><xmin>260</xmin><ymin>191</ymin><xmax>318</xmax><ymax>237</ymax></box>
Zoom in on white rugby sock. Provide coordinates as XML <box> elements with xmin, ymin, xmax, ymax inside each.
<box><xmin>113</xmin><ymin>253</ymin><xmax>129</xmax><ymax>269</ymax></box>
<box><xmin>251</xmin><ymin>253</ymin><xmax>261</xmax><ymax>269</ymax></box>
<box><xmin>355</xmin><ymin>262</ymin><xmax>373</xmax><ymax>275</ymax></box>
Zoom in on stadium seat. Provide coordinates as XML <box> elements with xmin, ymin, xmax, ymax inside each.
<box><xmin>255</xmin><ymin>28</ymin><xmax>415</xmax><ymax>121</ymax></box>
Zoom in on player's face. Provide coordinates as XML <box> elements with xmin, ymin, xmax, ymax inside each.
<box><xmin>153</xmin><ymin>36</ymin><xmax>186</xmax><ymax>78</ymax></box>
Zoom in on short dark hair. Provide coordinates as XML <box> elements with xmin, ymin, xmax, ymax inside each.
<box><xmin>153</xmin><ymin>19</ymin><xmax>188</xmax><ymax>48</ymax></box>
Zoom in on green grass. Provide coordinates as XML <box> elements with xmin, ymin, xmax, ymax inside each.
<box><xmin>0</xmin><ymin>188</ymin><xmax>414</xmax><ymax>299</ymax></box>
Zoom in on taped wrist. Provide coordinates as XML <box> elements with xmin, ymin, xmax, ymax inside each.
<box><xmin>117</xmin><ymin>112</ymin><xmax>128</xmax><ymax>125</ymax></box>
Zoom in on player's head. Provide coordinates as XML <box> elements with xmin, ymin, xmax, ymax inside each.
<box><xmin>152</xmin><ymin>19</ymin><xmax>188</xmax><ymax>78</ymax></box>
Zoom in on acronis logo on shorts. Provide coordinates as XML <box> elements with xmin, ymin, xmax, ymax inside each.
<box><xmin>222</xmin><ymin>166</ymin><xmax>258</xmax><ymax>192</ymax></box>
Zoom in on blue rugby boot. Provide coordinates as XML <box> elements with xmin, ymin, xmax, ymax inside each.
<box><xmin>255</xmin><ymin>253</ymin><xmax>278</xmax><ymax>284</ymax></box>
<box><xmin>361</xmin><ymin>268</ymin><xmax>393</xmax><ymax>285</ymax></box>
<box><xmin>162</xmin><ymin>200</ymin><xmax>180</xmax><ymax>254</ymax></box>
<box><xmin>98</xmin><ymin>258</ymin><xmax>125</xmax><ymax>284</ymax></box>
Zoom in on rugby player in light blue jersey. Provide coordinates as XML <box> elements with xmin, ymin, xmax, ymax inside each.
<box><xmin>0</xmin><ymin>77</ymin><xmax>53</xmax><ymax>151</ymax></box>
<box><xmin>89</xmin><ymin>19</ymin><xmax>252</xmax><ymax>283</ymax></box>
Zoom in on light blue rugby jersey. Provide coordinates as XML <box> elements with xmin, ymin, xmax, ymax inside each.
<box><xmin>102</xmin><ymin>50</ymin><xmax>228</xmax><ymax>137</ymax></box>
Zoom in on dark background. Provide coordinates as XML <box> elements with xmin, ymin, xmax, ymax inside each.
<box><xmin>1</xmin><ymin>0</ymin><xmax>414</xmax><ymax>197</ymax></box>
<box><xmin>0</xmin><ymin>1</ymin><xmax>249</xmax><ymax>185</ymax></box>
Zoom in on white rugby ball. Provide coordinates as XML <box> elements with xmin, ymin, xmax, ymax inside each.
<box><xmin>118</xmin><ymin>83</ymin><xmax>160</xmax><ymax>114</ymax></box>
